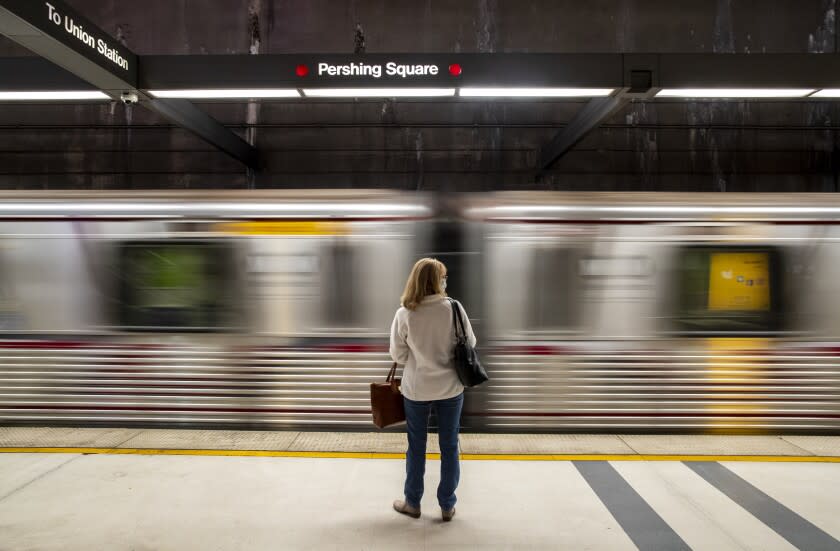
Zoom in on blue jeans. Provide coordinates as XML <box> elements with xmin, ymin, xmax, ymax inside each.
<box><xmin>403</xmin><ymin>392</ymin><xmax>464</xmax><ymax>511</ymax></box>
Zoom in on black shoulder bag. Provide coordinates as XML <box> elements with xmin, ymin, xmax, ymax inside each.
<box><xmin>449</xmin><ymin>298</ymin><xmax>489</xmax><ymax>387</ymax></box>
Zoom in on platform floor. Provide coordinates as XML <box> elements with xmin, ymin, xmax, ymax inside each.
<box><xmin>2</xmin><ymin>428</ymin><xmax>840</xmax><ymax>550</ymax></box>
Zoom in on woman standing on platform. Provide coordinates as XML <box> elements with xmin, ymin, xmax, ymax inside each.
<box><xmin>389</xmin><ymin>257</ymin><xmax>476</xmax><ymax>522</ymax></box>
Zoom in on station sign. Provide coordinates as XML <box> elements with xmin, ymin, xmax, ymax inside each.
<box><xmin>289</xmin><ymin>55</ymin><xmax>467</xmax><ymax>86</ymax></box>
<box><xmin>138</xmin><ymin>53</ymin><xmax>622</xmax><ymax>91</ymax></box>
<box><xmin>283</xmin><ymin>54</ymin><xmax>616</xmax><ymax>88</ymax></box>
<box><xmin>311</xmin><ymin>61</ymin><xmax>454</xmax><ymax>79</ymax></box>
<box><xmin>0</xmin><ymin>0</ymin><xmax>137</xmax><ymax>85</ymax></box>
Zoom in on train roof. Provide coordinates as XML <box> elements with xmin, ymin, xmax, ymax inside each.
<box><xmin>463</xmin><ymin>192</ymin><xmax>840</xmax><ymax>222</ymax></box>
<box><xmin>0</xmin><ymin>190</ymin><xmax>433</xmax><ymax>220</ymax></box>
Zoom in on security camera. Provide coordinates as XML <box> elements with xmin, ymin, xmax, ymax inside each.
<box><xmin>120</xmin><ymin>92</ymin><xmax>139</xmax><ymax>105</ymax></box>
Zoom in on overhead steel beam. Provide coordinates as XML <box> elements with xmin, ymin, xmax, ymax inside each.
<box><xmin>139</xmin><ymin>52</ymin><xmax>840</xmax><ymax>90</ymax></box>
<box><xmin>11</xmin><ymin>45</ymin><xmax>840</xmax><ymax>175</ymax></box>
<box><xmin>538</xmin><ymin>95</ymin><xmax>631</xmax><ymax>171</ymax></box>
<box><xmin>139</xmin><ymin>53</ymin><xmax>623</xmax><ymax>89</ymax></box>
<box><xmin>146</xmin><ymin>98</ymin><xmax>259</xmax><ymax>168</ymax></box>
<box><xmin>13</xmin><ymin>51</ymin><xmax>840</xmax><ymax>94</ymax></box>
<box><xmin>658</xmin><ymin>54</ymin><xmax>840</xmax><ymax>89</ymax></box>
<box><xmin>538</xmin><ymin>55</ymin><xmax>659</xmax><ymax>172</ymax></box>
<box><xmin>0</xmin><ymin>56</ymin><xmax>95</xmax><ymax>90</ymax></box>
<box><xmin>0</xmin><ymin>0</ymin><xmax>258</xmax><ymax>169</ymax></box>
<box><xmin>0</xmin><ymin>0</ymin><xmax>137</xmax><ymax>92</ymax></box>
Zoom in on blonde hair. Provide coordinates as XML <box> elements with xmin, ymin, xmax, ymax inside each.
<box><xmin>400</xmin><ymin>258</ymin><xmax>447</xmax><ymax>310</ymax></box>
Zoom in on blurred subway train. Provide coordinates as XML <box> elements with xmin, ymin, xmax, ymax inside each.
<box><xmin>0</xmin><ymin>190</ymin><xmax>839</xmax><ymax>433</ymax></box>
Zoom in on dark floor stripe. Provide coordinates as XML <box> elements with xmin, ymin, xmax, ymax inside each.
<box><xmin>685</xmin><ymin>461</ymin><xmax>840</xmax><ymax>551</ymax></box>
<box><xmin>574</xmin><ymin>461</ymin><xmax>690</xmax><ymax>551</ymax></box>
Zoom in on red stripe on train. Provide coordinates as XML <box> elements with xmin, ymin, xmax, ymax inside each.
<box><xmin>3</xmin><ymin>404</ymin><xmax>840</xmax><ymax>419</ymax></box>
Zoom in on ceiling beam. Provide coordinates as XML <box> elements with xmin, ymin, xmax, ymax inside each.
<box><xmin>139</xmin><ymin>53</ymin><xmax>622</xmax><ymax>89</ymax></box>
<box><xmin>145</xmin><ymin>98</ymin><xmax>259</xmax><ymax>168</ymax></box>
<box><xmin>11</xmin><ymin>52</ymin><xmax>840</xmax><ymax>95</ymax></box>
<box><xmin>0</xmin><ymin>0</ymin><xmax>137</xmax><ymax>92</ymax></box>
<box><xmin>0</xmin><ymin>0</ymin><xmax>259</xmax><ymax>169</ymax></box>
<box><xmin>538</xmin><ymin>95</ymin><xmax>631</xmax><ymax>172</ymax></box>
<box><xmin>537</xmin><ymin>55</ymin><xmax>659</xmax><ymax>172</ymax></box>
<box><xmin>139</xmin><ymin>53</ymin><xmax>840</xmax><ymax>90</ymax></box>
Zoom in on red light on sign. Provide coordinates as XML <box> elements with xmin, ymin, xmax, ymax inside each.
<box><xmin>448</xmin><ymin>63</ymin><xmax>462</xmax><ymax>76</ymax></box>
<box><xmin>296</xmin><ymin>64</ymin><xmax>309</xmax><ymax>77</ymax></box>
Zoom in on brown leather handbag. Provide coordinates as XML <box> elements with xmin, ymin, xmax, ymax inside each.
<box><xmin>370</xmin><ymin>362</ymin><xmax>405</xmax><ymax>428</ymax></box>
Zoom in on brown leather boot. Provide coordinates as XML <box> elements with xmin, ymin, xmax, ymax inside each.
<box><xmin>442</xmin><ymin>508</ymin><xmax>456</xmax><ymax>522</ymax></box>
<box><xmin>393</xmin><ymin>500</ymin><xmax>421</xmax><ymax>519</ymax></box>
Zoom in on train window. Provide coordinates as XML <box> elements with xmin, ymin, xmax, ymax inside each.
<box><xmin>321</xmin><ymin>242</ymin><xmax>361</xmax><ymax>326</ymax></box>
<box><xmin>117</xmin><ymin>241</ymin><xmax>236</xmax><ymax>331</ymax></box>
<box><xmin>0</xmin><ymin>253</ymin><xmax>17</xmax><ymax>330</ymax></box>
<box><xmin>528</xmin><ymin>247</ymin><xmax>578</xmax><ymax>329</ymax></box>
<box><xmin>675</xmin><ymin>245</ymin><xmax>784</xmax><ymax>334</ymax></box>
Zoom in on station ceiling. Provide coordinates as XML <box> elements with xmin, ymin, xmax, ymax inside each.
<box><xmin>0</xmin><ymin>0</ymin><xmax>839</xmax><ymax>192</ymax></box>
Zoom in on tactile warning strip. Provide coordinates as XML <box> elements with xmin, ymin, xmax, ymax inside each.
<box><xmin>619</xmin><ymin>435</ymin><xmax>813</xmax><ymax>456</ymax></box>
<box><xmin>0</xmin><ymin>427</ymin><xmax>140</xmax><ymax>448</ymax></box>
<box><xmin>287</xmin><ymin>431</ymin><xmax>437</xmax><ymax>453</ymax></box>
<box><xmin>460</xmin><ymin>433</ymin><xmax>634</xmax><ymax>454</ymax></box>
<box><xmin>780</xmin><ymin>435</ymin><xmax>840</xmax><ymax>456</ymax></box>
<box><xmin>117</xmin><ymin>429</ymin><xmax>300</xmax><ymax>451</ymax></box>
<box><xmin>2</xmin><ymin>427</ymin><xmax>840</xmax><ymax>458</ymax></box>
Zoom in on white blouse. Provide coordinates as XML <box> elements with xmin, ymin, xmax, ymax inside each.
<box><xmin>389</xmin><ymin>294</ymin><xmax>477</xmax><ymax>401</ymax></box>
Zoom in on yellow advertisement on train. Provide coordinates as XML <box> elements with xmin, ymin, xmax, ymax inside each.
<box><xmin>707</xmin><ymin>252</ymin><xmax>770</xmax><ymax>311</ymax></box>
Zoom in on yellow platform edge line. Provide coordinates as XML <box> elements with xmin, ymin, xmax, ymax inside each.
<box><xmin>1</xmin><ymin>447</ymin><xmax>840</xmax><ymax>462</ymax></box>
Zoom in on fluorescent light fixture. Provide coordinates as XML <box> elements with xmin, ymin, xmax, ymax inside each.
<box><xmin>809</xmin><ymin>89</ymin><xmax>840</xmax><ymax>97</ymax></box>
<box><xmin>459</xmin><ymin>87</ymin><xmax>614</xmax><ymax>97</ymax></box>
<box><xmin>480</xmin><ymin>205</ymin><xmax>840</xmax><ymax>215</ymax></box>
<box><xmin>656</xmin><ymin>88</ymin><xmax>814</xmax><ymax>98</ymax></box>
<box><xmin>303</xmin><ymin>88</ymin><xmax>455</xmax><ymax>97</ymax></box>
<box><xmin>0</xmin><ymin>91</ymin><xmax>109</xmax><ymax>101</ymax></box>
<box><xmin>0</xmin><ymin>202</ymin><xmax>432</xmax><ymax>218</ymax></box>
<box><xmin>148</xmin><ymin>89</ymin><xmax>301</xmax><ymax>99</ymax></box>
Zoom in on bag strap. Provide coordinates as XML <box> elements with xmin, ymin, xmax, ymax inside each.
<box><xmin>386</xmin><ymin>362</ymin><xmax>399</xmax><ymax>392</ymax></box>
<box><xmin>449</xmin><ymin>298</ymin><xmax>466</xmax><ymax>340</ymax></box>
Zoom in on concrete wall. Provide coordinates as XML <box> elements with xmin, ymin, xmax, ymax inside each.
<box><xmin>0</xmin><ymin>0</ymin><xmax>838</xmax><ymax>190</ymax></box>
